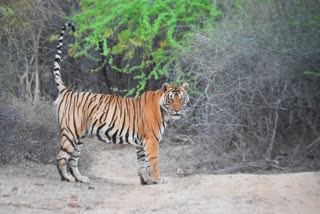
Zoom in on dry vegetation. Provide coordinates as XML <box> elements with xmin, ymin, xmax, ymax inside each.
<box><xmin>0</xmin><ymin>0</ymin><xmax>320</xmax><ymax>174</ymax></box>
<box><xmin>0</xmin><ymin>98</ymin><xmax>58</xmax><ymax>164</ymax></box>
<box><xmin>172</xmin><ymin>0</ymin><xmax>320</xmax><ymax>173</ymax></box>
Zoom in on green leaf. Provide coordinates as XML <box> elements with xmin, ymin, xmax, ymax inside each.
<box><xmin>304</xmin><ymin>71</ymin><xmax>320</xmax><ymax>78</ymax></box>
<box><xmin>69</xmin><ymin>0</ymin><xmax>221</xmax><ymax>95</ymax></box>
<box><xmin>0</xmin><ymin>6</ymin><xmax>15</xmax><ymax>16</ymax></box>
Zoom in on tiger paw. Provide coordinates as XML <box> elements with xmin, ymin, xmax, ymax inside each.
<box><xmin>138</xmin><ymin>167</ymin><xmax>153</xmax><ymax>185</ymax></box>
<box><xmin>139</xmin><ymin>174</ymin><xmax>154</xmax><ymax>185</ymax></box>
<box><xmin>158</xmin><ymin>177</ymin><xmax>168</xmax><ymax>184</ymax></box>
<box><xmin>152</xmin><ymin>177</ymin><xmax>168</xmax><ymax>184</ymax></box>
<box><xmin>140</xmin><ymin>176</ymin><xmax>149</xmax><ymax>185</ymax></box>
<box><xmin>62</xmin><ymin>174</ymin><xmax>76</xmax><ymax>182</ymax></box>
<box><xmin>76</xmin><ymin>175</ymin><xmax>90</xmax><ymax>183</ymax></box>
<box><xmin>139</xmin><ymin>176</ymin><xmax>168</xmax><ymax>185</ymax></box>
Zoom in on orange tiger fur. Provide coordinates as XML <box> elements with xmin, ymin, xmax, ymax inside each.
<box><xmin>53</xmin><ymin>23</ymin><xmax>189</xmax><ymax>184</ymax></box>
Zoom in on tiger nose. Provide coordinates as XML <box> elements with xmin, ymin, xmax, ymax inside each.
<box><xmin>174</xmin><ymin>108</ymin><xmax>180</xmax><ymax>113</ymax></box>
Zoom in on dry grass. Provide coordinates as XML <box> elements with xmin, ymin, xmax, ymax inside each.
<box><xmin>0</xmin><ymin>98</ymin><xmax>58</xmax><ymax>164</ymax></box>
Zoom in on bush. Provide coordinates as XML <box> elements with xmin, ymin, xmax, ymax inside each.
<box><xmin>0</xmin><ymin>98</ymin><xmax>58</xmax><ymax>164</ymax></box>
<box><xmin>0</xmin><ymin>98</ymin><xmax>94</xmax><ymax>171</ymax></box>
<box><xmin>70</xmin><ymin>0</ymin><xmax>221</xmax><ymax>96</ymax></box>
<box><xmin>173</xmin><ymin>0</ymin><xmax>320</xmax><ymax>172</ymax></box>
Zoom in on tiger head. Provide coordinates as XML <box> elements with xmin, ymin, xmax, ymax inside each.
<box><xmin>160</xmin><ymin>82</ymin><xmax>189</xmax><ymax>120</ymax></box>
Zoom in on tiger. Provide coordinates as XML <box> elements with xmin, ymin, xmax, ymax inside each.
<box><xmin>53</xmin><ymin>23</ymin><xmax>189</xmax><ymax>184</ymax></box>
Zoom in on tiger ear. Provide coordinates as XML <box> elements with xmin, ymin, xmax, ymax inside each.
<box><xmin>162</xmin><ymin>83</ymin><xmax>169</xmax><ymax>92</ymax></box>
<box><xmin>181</xmin><ymin>82</ymin><xmax>189</xmax><ymax>90</ymax></box>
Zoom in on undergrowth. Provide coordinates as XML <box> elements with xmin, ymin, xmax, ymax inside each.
<box><xmin>171</xmin><ymin>0</ymin><xmax>320</xmax><ymax>173</ymax></box>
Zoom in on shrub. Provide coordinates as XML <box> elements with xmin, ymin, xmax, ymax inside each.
<box><xmin>174</xmin><ymin>0</ymin><xmax>320</xmax><ymax>172</ymax></box>
<box><xmin>0</xmin><ymin>98</ymin><xmax>58</xmax><ymax>164</ymax></box>
<box><xmin>69</xmin><ymin>0</ymin><xmax>221</xmax><ymax>96</ymax></box>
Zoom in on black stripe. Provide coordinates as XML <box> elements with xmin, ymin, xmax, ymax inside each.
<box><xmin>152</xmin><ymin>93</ymin><xmax>155</xmax><ymax>103</ymax></box>
<box><xmin>64</xmin><ymin>91</ymin><xmax>75</xmax><ymax>121</ymax></box>
<box><xmin>96</xmin><ymin>95</ymin><xmax>104</xmax><ymax>112</ymax></box>
<box><xmin>151</xmin><ymin>129</ymin><xmax>159</xmax><ymax>142</ymax></box>
<box><xmin>61</xmin><ymin>147</ymin><xmax>73</xmax><ymax>156</ymax></box>
<box><xmin>119</xmin><ymin>98</ymin><xmax>123</xmax><ymax>118</ymax></box>
<box><xmin>138</xmin><ymin>96</ymin><xmax>143</xmax><ymax>119</ymax></box>
<box><xmin>102</xmin><ymin>106</ymin><xmax>110</xmax><ymax>122</ymax></box>
<box><xmin>82</xmin><ymin>92</ymin><xmax>91</xmax><ymax>108</ymax></box>
<box><xmin>96</xmin><ymin>122</ymin><xmax>107</xmax><ymax>141</ymax></box>
<box><xmin>87</xmin><ymin>94</ymin><xmax>98</xmax><ymax>111</ymax></box>
<box><xmin>72</xmin><ymin>92</ymin><xmax>80</xmax><ymax>140</ymax></box>
<box><xmin>99</xmin><ymin>112</ymin><xmax>107</xmax><ymax>124</ymax></box>
<box><xmin>112</xmin><ymin>130</ymin><xmax>118</xmax><ymax>143</ymax></box>
<box><xmin>57</xmin><ymin>90</ymin><xmax>71</xmax><ymax>122</ymax></box>
<box><xmin>119</xmin><ymin>111</ymin><xmax>126</xmax><ymax>136</ymax></box>
<box><xmin>60</xmin><ymin>88</ymin><xmax>70</xmax><ymax>94</ymax></box>
<box><xmin>119</xmin><ymin>137</ymin><xmax>124</xmax><ymax>144</ymax></box>
<box><xmin>125</xmin><ymin>131</ymin><xmax>130</xmax><ymax>143</ymax></box>
<box><xmin>53</xmin><ymin>23</ymin><xmax>76</xmax><ymax>91</ymax></box>
<box><xmin>62</xmin><ymin>126</ymin><xmax>77</xmax><ymax>145</ymax></box>
<box><xmin>88</xmin><ymin>104</ymin><xmax>97</xmax><ymax>119</ymax></box>
<box><xmin>144</xmin><ymin>92</ymin><xmax>147</xmax><ymax>104</ymax></box>
<box><xmin>76</xmin><ymin>92</ymin><xmax>85</xmax><ymax>109</ymax></box>
<box><xmin>109</xmin><ymin>105</ymin><xmax>118</xmax><ymax>124</ymax></box>
<box><xmin>148</xmin><ymin>156</ymin><xmax>158</xmax><ymax>161</ymax></box>
<box><xmin>156</xmin><ymin>118</ymin><xmax>161</xmax><ymax>134</ymax></box>
<box><xmin>90</xmin><ymin>119</ymin><xmax>98</xmax><ymax>135</ymax></box>
<box><xmin>137</xmin><ymin>151</ymin><xmax>145</xmax><ymax>159</ymax></box>
<box><xmin>132</xmin><ymin>99</ymin><xmax>136</xmax><ymax>134</ymax></box>
<box><xmin>105</xmin><ymin>122</ymin><xmax>115</xmax><ymax>141</ymax></box>
<box><xmin>135</xmin><ymin>138</ymin><xmax>141</xmax><ymax>145</ymax></box>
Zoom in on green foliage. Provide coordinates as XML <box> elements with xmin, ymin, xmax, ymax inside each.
<box><xmin>234</xmin><ymin>0</ymin><xmax>244</xmax><ymax>9</ymax></box>
<box><xmin>304</xmin><ymin>70</ymin><xmax>320</xmax><ymax>78</ymax></box>
<box><xmin>0</xmin><ymin>6</ymin><xmax>15</xmax><ymax>16</ymax></box>
<box><xmin>70</xmin><ymin>0</ymin><xmax>221</xmax><ymax>96</ymax></box>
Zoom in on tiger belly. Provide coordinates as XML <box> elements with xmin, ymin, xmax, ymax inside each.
<box><xmin>93</xmin><ymin>123</ymin><xmax>142</xmax><ymax>147</ymax></box>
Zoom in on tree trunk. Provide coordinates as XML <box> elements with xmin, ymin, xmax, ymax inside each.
<box><xmin>32</xmin><ymin>24</ymin><xmax>43</xmax><ymax>104</ymax></box>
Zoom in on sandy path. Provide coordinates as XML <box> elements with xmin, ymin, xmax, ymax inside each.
<box><xmin>0</xmin><ymin>146</ymin><xmax>319</xmax><ymax>213</ymax></box>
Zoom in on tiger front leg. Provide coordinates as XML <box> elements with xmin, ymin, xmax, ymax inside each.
<box><xmin>136</xmin><ymin>139</ymin><xmax>167</xmax><ymax>185</ymax></box>
<box><xmin>136</xmin><ymin>147</ymin><xmax>153</xmax><ymax>184</ymax></box>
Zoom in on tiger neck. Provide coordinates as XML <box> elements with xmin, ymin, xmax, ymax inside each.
<box><xmin>141</xmin><ymin>89</ymin><xmax>170</xmax><ymax>123</ymax></box>
<box><xmin>138</xmin><ymin>89</ymin><xmax>169</xmax><ymax>141</ymax></box>
<box><xmin>160</xmin><ymin>106</ymin><xmax>170</xmax><ymax>123</ymax></box>
<box><xmin>154</xmin><ymin>89</ymin><xmax>170</xmax><ymax>121</ymax></box>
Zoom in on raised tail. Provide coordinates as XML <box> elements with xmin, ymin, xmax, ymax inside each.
<box><xmin>53</xmin><ymin>23</ymin><xmax>75</xmax><ymax>92</ymax></box>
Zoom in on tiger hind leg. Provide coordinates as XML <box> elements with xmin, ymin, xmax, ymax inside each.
<box><xmin>69</xmin><ymin>142</ymin><xmax>90</xmax><ymax>183</ymax></box>
<box><xmin>56</xmin><ymin>142</ymin><xmax>76</xmax><ymax>182</ymax></box>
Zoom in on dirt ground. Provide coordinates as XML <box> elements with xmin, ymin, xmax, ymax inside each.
<box><xmin>1</xmin><ymin>145</ymin><xmax>320</xmax><ymax>214</ymax></box>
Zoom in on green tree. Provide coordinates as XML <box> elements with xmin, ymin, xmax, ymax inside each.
<box><xmin>69</xmin><ymin>0</ymin><xmax>221</xmax><ymax>96</ymax></box>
